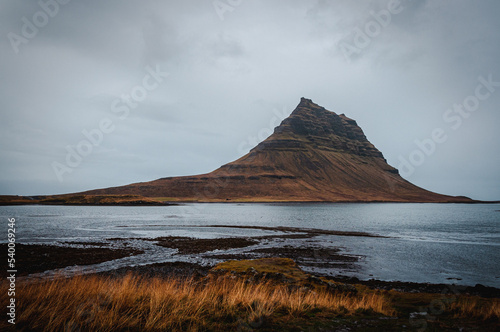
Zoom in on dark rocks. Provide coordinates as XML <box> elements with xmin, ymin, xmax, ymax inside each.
<box><xmin>466</xmin><ymin>284</ymin><xmax>500</xmax><ymax>298</ymax></box>
<box><xmin>269</xmin><ymin>97</ymin><xmax>384</xmax><ymax>158</ymax></box>
<box><xmin>99</xmin><ymin>261</ymin><xmax>210</xmax><ymax>280</ymax></box>
<box><xmin>325</xmin><ymin>281</ymin><xmax>358</xmax><ymax>294</ymax></box>
<box><xmin>155</xmin><ymin>236</ymin><xmax>258</xmax><ymax>255</ymax></box>
<box><xmin>0</xmin><ymin>244</ymin><xmax>143</xmax><ymax>277</ymax></box>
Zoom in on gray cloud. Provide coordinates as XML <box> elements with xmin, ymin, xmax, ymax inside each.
<box><xmin>0</xmin><ymin>0</ymin><xmax>499</xmax><ymax>200</ymax></box>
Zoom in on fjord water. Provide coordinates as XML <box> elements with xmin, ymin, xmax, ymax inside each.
<box><xmin>1</xmin><ymin>203</ymin><xmax>499</xmax><ymax>287</ymax></box>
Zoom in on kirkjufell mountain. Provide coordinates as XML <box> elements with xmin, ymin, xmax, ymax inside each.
<box><xmin>83</xmin><ymin>98</ymin><xmax>471</xmax><ymax>202</ymax></box>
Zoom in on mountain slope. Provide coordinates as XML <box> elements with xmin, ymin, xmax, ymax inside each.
<box><xmin>83</xmin><ymin>98</ymin><xmax>471</xmax><ymax>202</ymax></box>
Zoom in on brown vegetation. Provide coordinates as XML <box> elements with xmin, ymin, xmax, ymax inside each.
<box><xmin>0</xmin><ymin>194</ymin><xmax>171</xmax><ymax>206</ymax></box>
<box><xmin>3</xmin><ymin>272</ymin><xmax>498</xmax><ymax>331</ymax></box>
<box><xmin>2</xmin><ymin>273</ymin><xmax>394</xmax><ymax>331</ymax></box>
<box><xmin>450</xmin><ymin>297</ymin><xmax>500</xmax><ymax>320</ymax></box>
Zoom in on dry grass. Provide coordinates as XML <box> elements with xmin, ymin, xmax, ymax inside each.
<box><xmin>2</xmin><ymin>273</ymin><xmax>394</xmax><ymax>331</ymax></box>
<box><xmin>450</xmin><ymin>296</ymin><xmax>500</xmax><ymax>320</ymax></box>
<box><xmin>3</xmin><ymin>273</ymin><xmax>498</xmax><ymax>331</ymax></box>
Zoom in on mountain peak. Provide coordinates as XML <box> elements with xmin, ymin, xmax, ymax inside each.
<box><xmin>294</xmin><ymin>97</ymin><xmax>330</xmax><ymax>115</ymax></box>
<box><xmin>298</xmin><ymin>96</ymin><xmax>315</xmax><ymax>106</ymax></box>
<box><xmin>267</xmin><ymin>98</ymin><xmax>383</xmax><ymax>159</ymax></box>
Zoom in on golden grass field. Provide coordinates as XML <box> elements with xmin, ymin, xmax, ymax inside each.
<box><xmin>1</xmin><ymin>272</ymin><xmax>498</xmax><ymax>331</ymax></box>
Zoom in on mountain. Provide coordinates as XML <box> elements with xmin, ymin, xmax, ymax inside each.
<box><xmin>82</xmin><ymin>98</ymin><xmax>472</xmax><ymax>202</ymax></box>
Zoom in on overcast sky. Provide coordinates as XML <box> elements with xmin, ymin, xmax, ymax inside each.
<box><xmin>1</xmin><ymin>0</ymin><xmax>499</xmax><ymax>200</ymax></box>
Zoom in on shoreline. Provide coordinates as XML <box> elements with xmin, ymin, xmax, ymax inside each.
<box><xmin>2</xmin><ymin>194</ymin><xmax>499</xmax><ymax>205</ymax></box>
<box><xmin>3</xmin><ymin>200</ymin><xmax>500</xmax><ymax>206</ymax></box>
<box><xmin>7</xmin><ymin>242</ymin><xmax>500</xmax><ymax>297</ymax></box>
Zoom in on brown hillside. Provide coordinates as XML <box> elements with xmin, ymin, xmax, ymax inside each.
<box><xmin>83</xmin><ymin>98</ymin><xmax>471</xmax><ymax>202</ymax></box>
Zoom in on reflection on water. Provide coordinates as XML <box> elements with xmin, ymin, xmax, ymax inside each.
<box><xmin>1</xmin><ymin>203</ymin><xmax>499</xmax><ymax>287</ymax></box>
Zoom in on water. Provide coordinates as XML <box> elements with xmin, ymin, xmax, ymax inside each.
<box><xmin>1</xmin><ymin>203</ymin><xmax>499</xmax><ymax>287</ymax></box>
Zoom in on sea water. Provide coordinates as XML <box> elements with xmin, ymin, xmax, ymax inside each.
<box><xmin>1</xmin><ymin>203</ymin><xmax>498</xmax><ymax>287</ymax></box>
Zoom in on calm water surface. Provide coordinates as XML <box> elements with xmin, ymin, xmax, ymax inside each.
<box><xmin>1</xmin><ymin>203</ymin><xmax>498</xmax><ymax>287</ymax></box>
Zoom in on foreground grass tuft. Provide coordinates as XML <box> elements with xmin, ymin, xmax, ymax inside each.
<box><xmin>2</xmin><ymin>270</ymin><xmax>498</xmax><ymax>331</ymax></box>
<box><xmin>450</xmin><ymin>296</ymin><xmax>500</xmax><ymax>320</ymax></box>
<box><xmin>2</xmin><ymin>273</ymin><xmax>393</xmax><ymax>331</ymax></box>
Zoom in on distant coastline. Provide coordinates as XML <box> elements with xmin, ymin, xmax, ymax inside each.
<box><xmin>0</xmin><ymin>194</ymin><xmax>175</xmax><ymax>206</ymax></box>
<box><xmin>1</xmin><ymin>194</ymin><xmax>498</xmax><ymax>206</ymax></box>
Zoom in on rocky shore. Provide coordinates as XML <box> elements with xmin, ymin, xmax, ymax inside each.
<box><xmin>8</xmin><ymin>241</ymin><xmax>499</xmax><ymax>299</ymax></box>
